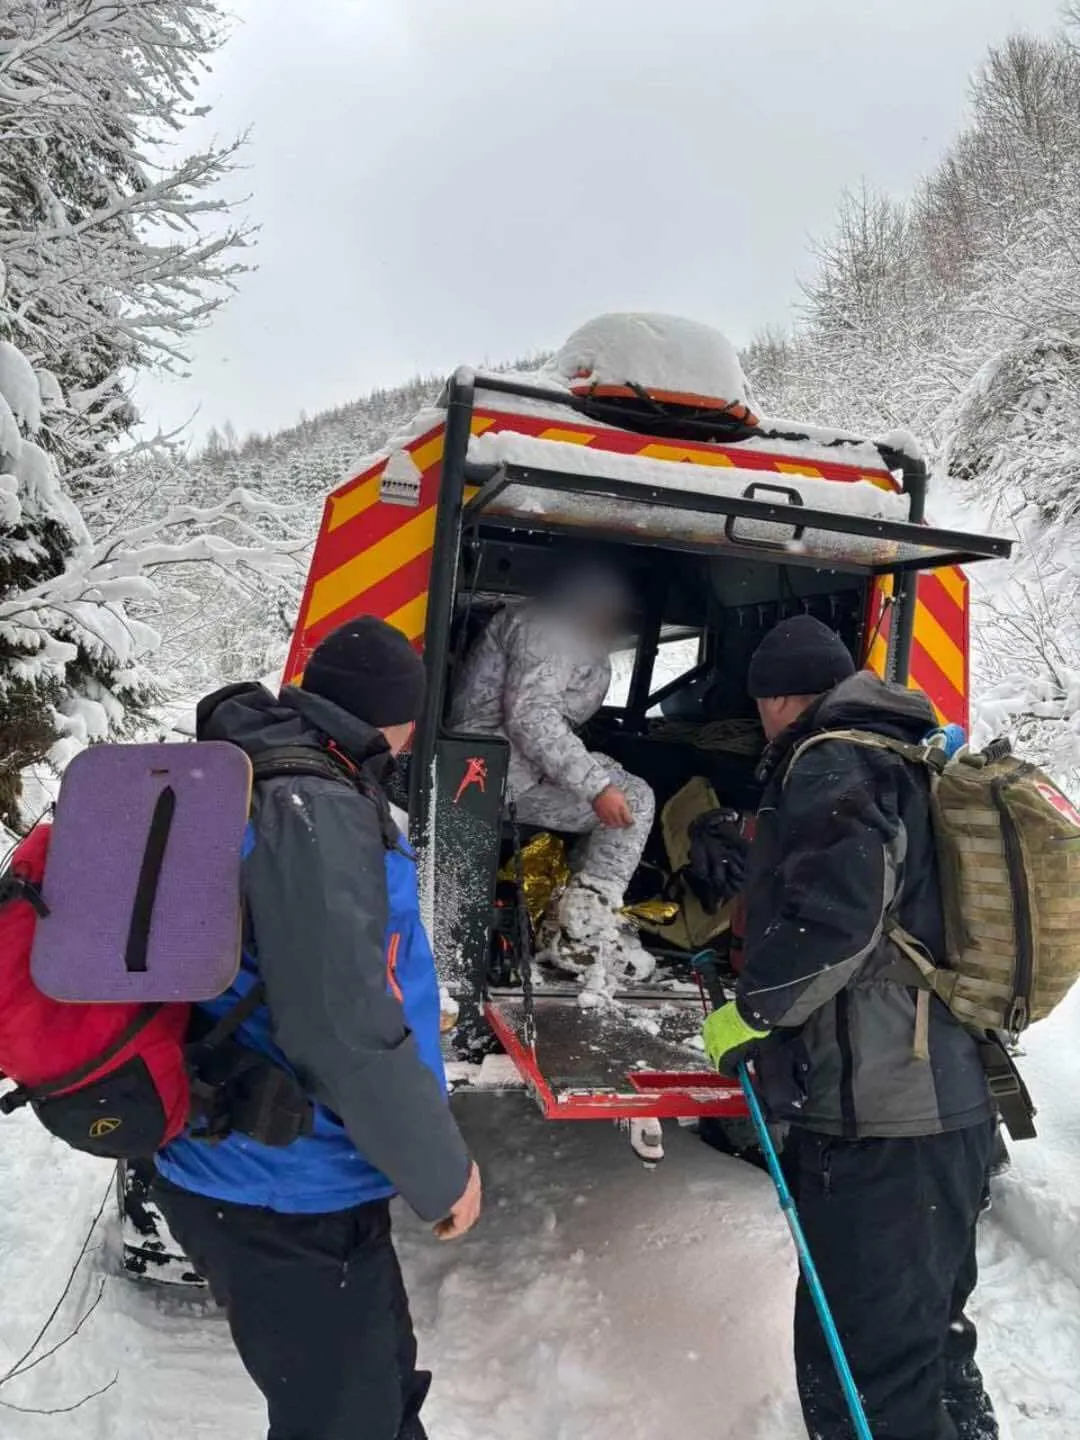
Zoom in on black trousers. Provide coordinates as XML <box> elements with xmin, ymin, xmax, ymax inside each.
<box><xmin>782</xmin><ymin>1122</ymin><xmax>998</xmax><ymax>1440</ymax></box>
<box><xmin>153</xmin><ymin>1179</ymin><xmax>429</xmax><ymax>1440</ymax></box>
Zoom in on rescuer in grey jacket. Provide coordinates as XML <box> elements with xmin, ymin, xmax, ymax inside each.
<box><xmin>449</xmin><ymin>564</ymin><xmax>656</xmax><ymax>981</ymax></box>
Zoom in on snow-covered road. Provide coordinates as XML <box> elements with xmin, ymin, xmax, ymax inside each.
<box><xmin>2</xmin><ymin>991</ymin><xmax>1078</xmax><ymax>1439</ymax></box>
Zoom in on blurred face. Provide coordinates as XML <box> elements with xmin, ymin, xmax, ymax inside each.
<box><xmin>548</xmin><ymin>565</ymin><xmax>631</xmax><ymax>647</ymax></box>
<box><xmin>756</xmin><ymin>695</ymin><xmax>818</xmax><ymax>742</ymax></box>
<box><xmin>380</xmin><ymin>720</ymin><xmax>415</xmax><ymax>756</ymax></box>
<box><xmin>582</xmin><ymin>603</ymin><xmax>628</xmax><ymax>647</ymax></box>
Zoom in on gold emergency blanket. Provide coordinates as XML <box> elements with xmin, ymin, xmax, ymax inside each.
<box><xmin>497</xmin><ymin>832</ymin><xmax>571</xmax><ymax>926</ymax></box>
<box><xmin>622</xmin><ymin>897</ymin><xmax>680</xmax><ymax>927</ymax></box>
<box><xmin>498</xmin><ymin>832</ymin><xmax>679</xmax><ymax>929</ymax></box>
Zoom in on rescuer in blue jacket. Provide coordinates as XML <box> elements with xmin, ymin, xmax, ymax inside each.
<box><xmin>155</xmin><ymin>616</ymin><xmax>482</xmax><ymax>1440</ymax></box>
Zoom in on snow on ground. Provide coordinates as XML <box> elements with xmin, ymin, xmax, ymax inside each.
<box><xmin>971</xmin><ymin>985</ymin><xmax>1080</xmax><ymax>1435</ymax></box>
<box><xmin>2</xmin><ymin>992</ymin><xmax>1080</xmax><ymax>1440</ymax></box>
<box><xmin>0</xmin><ymin>1099</ymin><xmax>797</xmax><ymax>1440</ymax></box>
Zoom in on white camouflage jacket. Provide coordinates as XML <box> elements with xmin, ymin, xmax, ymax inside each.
<box><xmin>448</xmin><ymin>602</ymin><xmax>613</xmax><ymax>801</ymax></box>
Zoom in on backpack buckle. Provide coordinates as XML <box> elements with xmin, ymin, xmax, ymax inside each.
<box><xmin>975</xmin><ymin>1033</ymin><xmax>1037</xmax><ymax>1141</ymax></box>
<box><xmin>0</xmin><ymin>874</ymin><xmax>49</xmax><ymax>918</ymax></box>
<box><xmin>0</xmin><ymin>1086</ymin><xmax>30</xmax><ymax>1115</ymax></box>
<box><xmin>1007</xmin><ymin>996</ymin><xmax>1029</xmax><ymax>1039</ymax></box>
<box><xmin>921</xmin><ymin>745</ymin><xmax>948</xmax><ymax>775</ymax></box>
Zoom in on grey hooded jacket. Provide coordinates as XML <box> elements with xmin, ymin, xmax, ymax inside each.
<box><xmin>193</xmin><ymin>683</ymin><xmax>471</xmax><ymax>1222</ymax></box>
<box><xmin>736</xmin><ymin>671</ymin><xmax>993</xmax><ymax>1139</ymax></box>
<box><xmin>448</xmin><ymin>602</ymin><xmax>613</xmax><ymax>802</ymax></box>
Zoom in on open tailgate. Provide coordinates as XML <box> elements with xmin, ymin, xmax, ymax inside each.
<box><xmin>463</xmin><ymin>454</ymin><xmax>1012</xmax><ymax>577</ymax></box>
<box><xmin>485</xmin><ymin>993</ymin><xmax>747</xmax><ymax>1120</ymax></box>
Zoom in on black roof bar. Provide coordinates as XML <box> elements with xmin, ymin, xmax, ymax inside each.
<box><xmin>463</xmin><ymin>369</ymin><xmax>907</xmax><ymax>470</ymax></box>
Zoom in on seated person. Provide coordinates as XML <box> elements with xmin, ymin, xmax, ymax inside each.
<box><xmin>449</xmin><ymin>561</ymin><xmax>655</xmax><ymax>982</ymax></box>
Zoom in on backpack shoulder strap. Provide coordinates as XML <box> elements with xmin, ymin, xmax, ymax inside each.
<box><xmin>185</xmin><ymin>981</ymin><xmax>267</xmax><ymax>1066</ymax></box>
<box><xmin>782</xmin><ymin>728</ymin><xmax>956</xmax><ymax>1058</ymax></box>
<box><xmin>250</xmin><ymin>746</ymin><xmax>356</xmax><ymax>787</ymax></box>
<box><xmin>784</xmin><ymin>728</ymin><xmax>936</xmax><ymax>785</ymax></box>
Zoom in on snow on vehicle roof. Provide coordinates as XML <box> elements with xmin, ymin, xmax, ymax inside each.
<box><xmin>544</xmin><ymin>313</ymin><xmax>756</xmax><ymax>420</ymax></box>
<box><xmin>468</xmin><ymin>370</ymin><xmax>900</xmax><ymax>478</ymax></box>
<box><xmin>327</xmin><ymin>332</ymin><xmax>916</xmax><ymax>510</ymax></box>
<box><xmin>467</xmin><ymin>429</ymin><xmax>913</xmax><ymax>566</ymax></box>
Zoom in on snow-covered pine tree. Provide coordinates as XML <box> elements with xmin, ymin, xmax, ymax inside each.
<box><xmin>0</xmin><ymin>2</ymin><xmax>276</xmax><ymax>828</ymax></box>
<box><xmin>0</xmin><ymin>274</ymin><xmax>120</xmax><ymax>828</ymax></box>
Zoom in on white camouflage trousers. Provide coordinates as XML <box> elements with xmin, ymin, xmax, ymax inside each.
<box><xmin>512</xmin><ymin>753</ymin><xmax>655</xmax><ymax>892</ymax></box>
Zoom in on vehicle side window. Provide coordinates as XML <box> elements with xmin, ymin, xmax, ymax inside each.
<box><xmin>604</xmin><ymin>634</ymin><xmax>703</xmax><ymax>711</ymax></box>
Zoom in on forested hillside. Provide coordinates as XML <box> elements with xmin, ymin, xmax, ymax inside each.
<box><xmin>743</xmin><ymin>26</ymin><xmax>1080</xmax><ymax>788</ymax></box>
<box><xmin>145</xmin><ymin>358</ymin><xmax>549</xmax><ymax>698</ymax></box>
<box><xmin>140</xmin><ymin>375</ymin><xmax>447</xmax><ymax>695</ymax></box>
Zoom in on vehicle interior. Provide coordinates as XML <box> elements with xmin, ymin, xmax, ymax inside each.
<box><xmin>443</xmin><ymin>524</ymin><xmax>870</xmax><ymax>980</ymax></box>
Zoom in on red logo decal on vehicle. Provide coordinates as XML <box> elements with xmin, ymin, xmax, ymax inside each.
<box><xmin>454</xmin><ymin>757</ymin><xmax>488</xmax><ymax>805</ymax></box>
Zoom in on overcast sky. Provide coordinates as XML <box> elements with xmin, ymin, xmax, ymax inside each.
<box><xmin>137</xmin><ymin>0</ymin><xmax>1064</xmax><ymax>444</ymax></box>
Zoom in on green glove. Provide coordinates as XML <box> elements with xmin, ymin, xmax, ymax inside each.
<box><xmin>702</xmin><ymin>1001</ymin><xmax>771</xmax><ymax>1077</ymax></box>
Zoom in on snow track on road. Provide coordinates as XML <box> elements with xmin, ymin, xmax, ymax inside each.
<box><xmin>1</xmin><ymin>995</ymin><xmax>1078</xmax><ymax>1439</ymax></box>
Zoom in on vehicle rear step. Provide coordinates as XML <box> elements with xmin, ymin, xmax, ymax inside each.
<box><xmin>485</xmin><ymin>994</ymin><xmax>747</xmax><ymax>1121</ymax></box>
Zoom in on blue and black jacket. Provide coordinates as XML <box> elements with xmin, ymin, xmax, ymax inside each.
<box><xmin>157</xmin><ymin>683</ymin><xmax>469</xmax><ymax>1221</ymax></box>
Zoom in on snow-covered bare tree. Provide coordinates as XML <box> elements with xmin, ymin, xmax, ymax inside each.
<box><xmin>0</xmin><ymin>0</ymin><xmax>251</xmax><ymax>512</ymax></box>
<box><xmin>744</xmin><ymin>22</ymin><xmax>1080</xmax><ymax>788</ymax></box>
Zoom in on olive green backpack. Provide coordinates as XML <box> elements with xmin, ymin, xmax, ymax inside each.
<box><xmin>788</xmin><ymin>733</ymin><xmax>1080</xmax><ymax>1045</ymax></box>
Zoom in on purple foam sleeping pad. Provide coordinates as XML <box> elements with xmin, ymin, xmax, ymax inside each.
<box><xmin>31</xmin><ymin>742</ymin><xmax>252</xmax><ymax>1003</ymax></box>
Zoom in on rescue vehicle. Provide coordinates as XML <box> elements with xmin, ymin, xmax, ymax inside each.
<box><xmin>282</xmin><ymin>314</ymin><xmax>1013</xmax><ymax>1127</ymax></box>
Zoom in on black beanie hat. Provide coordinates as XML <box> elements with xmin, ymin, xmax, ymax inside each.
<box><xmin>747</xmin><ymin>615</ymin><xmax>856</xmax><ymax>700</ymax></box>
<box><xmin>302</xmin><ymin>616</ymin><xmax>426</xmax><ymax>728</ymax></box>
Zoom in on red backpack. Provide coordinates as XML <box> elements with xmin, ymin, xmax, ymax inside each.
<box><xmin>0</xmin><ymin>742</ymin><xmax>358</xmax><ymax>1162</ymax></box>
<box><xmin>0</xmin><ymin>825</ymin><xmax>199</xmax><ymax>1156</ymax></box>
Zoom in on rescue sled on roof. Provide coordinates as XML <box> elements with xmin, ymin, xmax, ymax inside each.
<box><xmin>285</xmin><ymin>314</ymin><xmax>1012</xmax><ymax>1124</ymax></box>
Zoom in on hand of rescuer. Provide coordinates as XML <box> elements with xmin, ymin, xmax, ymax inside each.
<box><xmin>434</xmin><ymin>1161</ymin><xmax>483</xmax><ymax>1241</ymax></box>
<box><xmin>702</xmin><ymin>1001</ymin><xmax>771</xmax><ymax>1078</ymax></box>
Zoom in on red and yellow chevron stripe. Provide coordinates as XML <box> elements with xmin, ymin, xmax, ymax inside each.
<box><xmin>865</xmin><ymin>567</ymin><xmax>969</xmax><ymax>729</ymax></box>
<box><xmin>285</xmin><ymin>407</ymin><xmax>908</xmax><ymax>686</ymax></box>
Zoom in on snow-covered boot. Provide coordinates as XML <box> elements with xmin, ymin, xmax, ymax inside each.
<box><xmin>542</xmin><ymin>876</ymin><xmax>656</xmax><ymax>985</ymax></box>
<box><xmin>613</xmin><ymin>921</ymin><xmax>656</xmax><ymax>983</ymax></box>
<box><xmin>537</xmin><ymin>875</ymin><xmax>622</xmax><ymax>976</ymax></box>
<box><xmin>627</xmin><ymin>1117</ymin><xmax>665</xmax><ymax>1164</ymax></box>
<box><xmin>535</xmin><ymin>910</ymin><xmax>594</xmax><ymax>976</ymax></box>
<box><xmin>557</xmin><ymin>875</ymin><xmax>624</xmax><ymax>945</ymax></box>
<box><xmin>118</xmin><ymin>1160</ymin><xmax>205</xmax><ymax>1287</ymax></box>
